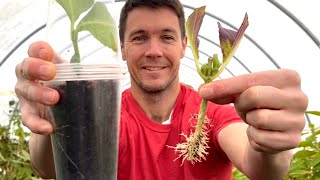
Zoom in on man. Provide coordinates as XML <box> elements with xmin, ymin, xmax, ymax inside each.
<box><xmin>15</xmin><ymin>0</ymin><xmax>308</xmax><ymax>179</ymax></box>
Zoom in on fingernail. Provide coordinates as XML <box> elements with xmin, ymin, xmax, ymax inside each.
<box><xmin>39</xmin><ymin>48</ymin><xmax>47</xmax><ymax>59</ymax></box>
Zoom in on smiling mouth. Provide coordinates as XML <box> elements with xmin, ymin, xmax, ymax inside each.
<box><xmin>143</xmin><ymin>67</ymin><xmax>165</xmax><ymax>71</ymax></box>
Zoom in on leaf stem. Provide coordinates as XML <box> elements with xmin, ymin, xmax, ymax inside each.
<box><xmin>194</xmin><ymin>98</ymin><xmax>208</xmax><ymax>135</ymax></box>
<box><xmin>70</xmin><ymin>23</ymin><xmax>80</xmax><ymax>63</ymax></box>
<box><xmin>72</xmin><ymin>32</ymin><xmax>80</xmax><ymax>61</ymax></box>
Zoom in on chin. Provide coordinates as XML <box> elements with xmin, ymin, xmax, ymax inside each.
<box><xmin>132</xmin><ymin>75</ymin><xmax>179</xmax><ymax>93</ymax></box>
<box><xmin>140</xmin><ymin>83</ymin><xmax>167</xmax><ymax>93</ymax></box>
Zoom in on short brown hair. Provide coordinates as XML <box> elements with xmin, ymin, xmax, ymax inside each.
<box><xmin>119</xmin><ymin>0</ymin><xmax>186</xmax><ymax>43</ymax></box>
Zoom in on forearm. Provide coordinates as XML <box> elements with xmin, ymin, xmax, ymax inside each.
<box><xmin>29</xmin><ymin>133</ymin><xmax>56</xmax><ymax>178</ymax></box>
<box><xmin>243</xmin><ymin>144</ymin><xmax>293</xmax><ymax>180</ymax></box>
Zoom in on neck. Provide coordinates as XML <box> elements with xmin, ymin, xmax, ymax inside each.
<box><xmin>131</xmin><ymin>81</ymin><xmax>180</xmax><ymax>124</ymax></box>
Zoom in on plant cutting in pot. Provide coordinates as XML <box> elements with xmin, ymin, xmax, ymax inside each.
<box><xmin>167</xmin><ymin>6</ymin><xmax>249</xmax><ymax>165</ymax></box>
<box><xmin>44</xmin><ymin>0</ymin><xmax>121</xmax><ymax>179</ymax></box>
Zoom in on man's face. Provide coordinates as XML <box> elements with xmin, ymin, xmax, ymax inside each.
<box><xmin>121</xmin><ymin>7</ymin><xmax>187</xmax><ymax>93</ymax></box>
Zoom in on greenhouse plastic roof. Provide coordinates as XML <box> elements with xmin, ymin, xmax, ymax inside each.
<box><xmin>1</xmin><ymin>0</ymin><xmax>320</xmax><ymax>124</ymax></box>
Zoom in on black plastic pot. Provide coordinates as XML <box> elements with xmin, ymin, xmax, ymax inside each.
<box><xmin>45</xmin><ymin>64</ymin><xmax>122</xmax><ymax>179</ymax></box>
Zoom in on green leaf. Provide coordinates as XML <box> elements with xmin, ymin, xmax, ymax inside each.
<box><xmin>305</xmin><ymin>134</ymin><xmax>316</xmax><ymax>143</ymax></box>
<box><xmin>299</xmin><ymin>140</ymin><xmax>315</xmax><ymax>148</ymax></box>
<box><xmin>314</xmin><ymin>129</ymin><xmax>320</xmax><ymax>136</ymax></box>
<box><xmin>200</xmin><ymin>54</ymin><xmax>221</xmax><ymax>82</ymax></box>
<box><xmin>311</xmin><ymin>155</ymin><xmax>320</xmax><ymax>167</ymax></box>
<box><xmin>290</xmin><ymin>159</ymin><xmax>307</xmax><ymax>170</ymax></box>
<box><xmin>21</xmin><ymin>150</ymin><xmax>30</xmax><ymax>161</ymax></box>
<box><xmin>294</xmin><ymin>150</ymin><xmax>317</xmax><ymax>158</ymax></box>
<box><xmin>56</xmin><ymin>0</ymin><xmax>94</xmax><ymax>24</ymax></box>
<box><xmin>77</xmin><ymin>2</ymin><xmax>118</xmax><ymax>52</ymax></box>
<box><xmin>212</xmin><ymin>54</ymin><xmax>221</xmax><ymax>69</ymax></box>
<box><xmin>0</xmin><ymin>152</ymin><xmax>6</xmax><ymax>162</ymax></box>
<box><xmin>185</xmin><ymin>6</ymin><xmax>206</xmax><ymax>77</ymax></box>
<box><xmin>289</xmin><ymin>169</ymin><xmax>311</xmax><ymax>176</ymax></box>
<box><xmin>9</xmin><ymin>100</ymin><xmax>15</xmax><ymax>106</ymax></box>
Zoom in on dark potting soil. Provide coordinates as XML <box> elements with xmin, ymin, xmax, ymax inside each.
<box><xmin>48</xmin><ymin>79</ymin><xmax>120</xmax><ymax>180</ymax></box>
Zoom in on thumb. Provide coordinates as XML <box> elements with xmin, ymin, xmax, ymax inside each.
<box><xmin>28</xmin><ymin>41</ymin><xmax>55</xmax><ymax>61</ymax></box>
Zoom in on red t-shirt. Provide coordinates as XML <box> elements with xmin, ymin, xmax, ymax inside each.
<box><xmin>118</xmin><ymin>84</ymin><xmax>242</xmax><ymax>180</ymax></box>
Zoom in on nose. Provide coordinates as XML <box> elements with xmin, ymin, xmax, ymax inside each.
<box><xmin>144</xmin><ymin>38</ymin><xmax>163</xmax><ymax>58</ymax></box>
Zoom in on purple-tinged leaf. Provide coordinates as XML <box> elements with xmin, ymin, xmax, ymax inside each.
<box><xmin>218</xmin><ymin>13</ymin><xmax>249</xmax><ymax>62</ymax></box>
<box><xmin>185</xmin><ymin>6</ymin><xmax>206</xmax><ymax>66</ymax></box>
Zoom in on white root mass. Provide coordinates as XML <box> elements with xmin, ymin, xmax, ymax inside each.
<box><xmin>167</xmin><ymin>115</ymin><xmax>211</xmax><ymax>165</ymax></box>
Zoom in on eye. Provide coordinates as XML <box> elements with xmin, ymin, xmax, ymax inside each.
<box><xmin>162</xmin><ymin>35</ymin><xmax>175</xmax><ymax>41</ymax></box>
<box><xmin>132</xmin><ymin>36</ymin><xmax>146</xmax><ymax>43</ymax></box>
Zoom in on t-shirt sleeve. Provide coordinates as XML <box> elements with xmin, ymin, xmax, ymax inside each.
<box><xmin>208</xmin><ymin>103</ymin><xmax>243</xmax><ymax>162</ymax></box>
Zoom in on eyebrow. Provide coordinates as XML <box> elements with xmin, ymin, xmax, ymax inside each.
<box><xmin>162</xmin><ymin>28</ymin><xmax>179</xmax><ymax>36</ymax></box>
<box><xmin>128</xmin><ymin>27</ymin><xmax>179</xmax><ymax>38</ymax></box>
<box><xmin>128</xmin><ymin>29</ymin><xmax>145</xmax><ymax>39</ymax></box>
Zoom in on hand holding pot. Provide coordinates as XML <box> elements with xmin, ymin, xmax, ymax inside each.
<box><xmin>199</xmin><ymin>69</ymin><xmax>308</xmax><ymax>153</ymax></box>
<box><xmin>15</xmin><ymin>41</ymin><xmax>60</xmax><ymax>135</ymax></box>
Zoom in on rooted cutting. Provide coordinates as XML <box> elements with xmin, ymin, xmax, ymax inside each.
<box><xmin>168</xmin><ymin>6</ymin><xmax>249</xmax><ymax>165</ymax></box>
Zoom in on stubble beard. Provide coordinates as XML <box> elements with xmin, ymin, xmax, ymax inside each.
<box><xmin>131</xmin><ymin>72</ymin><xmax>179</xmax><ymax>94</ymax></box>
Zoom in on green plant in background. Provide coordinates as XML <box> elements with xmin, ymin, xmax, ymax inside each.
<box><xmin>56</xmin><ymin>0</ymin><xmax>118</xmax><ymax>63</ymax></box>
<box><xmin>168</xmin><ymin>6</ymin><xmax>249</xmax><ymax>165</ymax></box>
<box><xmin>232</xmin><ymin>111</ymin><xmax>320</xmax><ymax>180</ymax></box>
<box><xmin>0</xmin><ymin>99</ymin><xmax>40</xmax><ymax>179</ymax></box>
<box><xmin>283</xmin><ymin>111</ymin><xmax>320</xmax><ymax>180</ymax></box>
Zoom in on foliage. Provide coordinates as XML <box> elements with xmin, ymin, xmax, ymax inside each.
<box><xmin>232</xmin><ymin>168</ymin><xmax>248</xmax><ymax>180</ymax></box>
<box><xmin>283</xmin><ymin>111</ymin><xmax>320</xmax><ymax>180</ymax></box>
<box><xmin>169</xmin><ymin>6</ymin><xmax>249</xmax><ymax>165</ymax></box>
<box><xmin>185</xmin><ymin>6</ymin><xmax>248</xmax><ymax>83</ymax></box>
<box><xmin>232</xmin><ymin>111</ymin><xmax>320</xmax><ymax>180</ymax></box>
<box><xmin>56</xmin><ymin>0</ymin><xmax>118</xmax><ymax>63</ymax></box>
<box><xmin>0</xmin><ymin>99</ymin><xmax>41</xmax><ymax>179</ymax></box>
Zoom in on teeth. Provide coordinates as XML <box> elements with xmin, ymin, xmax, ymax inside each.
<box><xmin>145</xmin><ymin>67</ymin><xmax>162</xmax><ymax>71</ymax></box>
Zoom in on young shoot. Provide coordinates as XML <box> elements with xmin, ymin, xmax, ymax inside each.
<box><xmin>56</xmin><ymin>0</ymin><xmax>118</xmax><ymax>63</ymax></box>
<box><xmin>168</xmin><ymin>6</ymin><xmax>249</xmax><ymax>165</ymax></box>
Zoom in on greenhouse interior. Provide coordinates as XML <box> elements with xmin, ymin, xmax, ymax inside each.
<box><xmin>0</xmin><ymin>0</ymin><xmax>320</xmax><ymax>179</ymax></box>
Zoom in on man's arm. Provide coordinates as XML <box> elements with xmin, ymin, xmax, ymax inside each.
<box><xmin>29</xmin><ymin>133</ymin><xmax>56</xmax><ymax>178</ymax></box>
<box><xmin>218</xmin><ymin>123</ymin><xmax>293</xmax><ymax>179</ymax></box>
<box><xmin>199</xmin><ymin>69</ymin><xmax>307</xmax><ymax>179</ymax></box>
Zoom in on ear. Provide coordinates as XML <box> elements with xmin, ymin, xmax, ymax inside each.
<box><xmin>121</xmin><ymin>43</ymin><xmax>126</xmax><ymax>61</ymax></box>
<box><xmin>180</xmin><ymin>36</ymin><xmax>187</xmax><ymax>58</ymax></box>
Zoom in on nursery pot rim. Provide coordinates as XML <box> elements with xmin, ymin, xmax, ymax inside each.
<box><xmin>50</xmin><ymin>63</ymin><xmax>124</xmax><ymax>81</ymax></box>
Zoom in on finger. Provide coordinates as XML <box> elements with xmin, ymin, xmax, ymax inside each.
<box><xmin>247</xmin><ymin>137</ymin><xmax>280</xmax><ymax>154</ymax></box>
<box><xmin>235</xmin><ymin>86</ymin><xmax>308</xmax><ymax>113</ymax></box>
<box><xmin>245</xmin><ymin>109</ymin><xmax>306</xmax><ymax>132</ymax></box>
<box><xmin>21</xmin><ymin>112</ymin><xmax>54</xmax><ymax>135</ymax></box>
<box><xmin>236</xmin><ymin>86</ymin><xmax>287</xmax><ymax>111</ymax></box>
<box><xmin>199</xmin><ymin>69</ymin><xmax>301</xmax><ymax>104</ymax></box>
<box><xmin>27</xmin><ymin>41</ymin><xmax>66</xmax><ymax>64</ymax></box>
<box><xmin>15</xmin><ymin>79</ymin><xmax>59</xmax><ymax>105</ymax></box>
<box><xmin>16</xmin><ymin>57</ymin><xmax>56</xmax><ymax>81</ymax></box>
<box><xmin>19</xmin><ymin>100</ymin><xmax>54</xmax><ymax>135</ymax></box>
<box><xmin>28</xmin><ymin>41</ymin><xmax>55</xmax><ymax>61</ymax></box>
<box><xmin>247</xmin><ymin>126</ymin><xmax>301</xmax><ymax>152</ymax></box>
